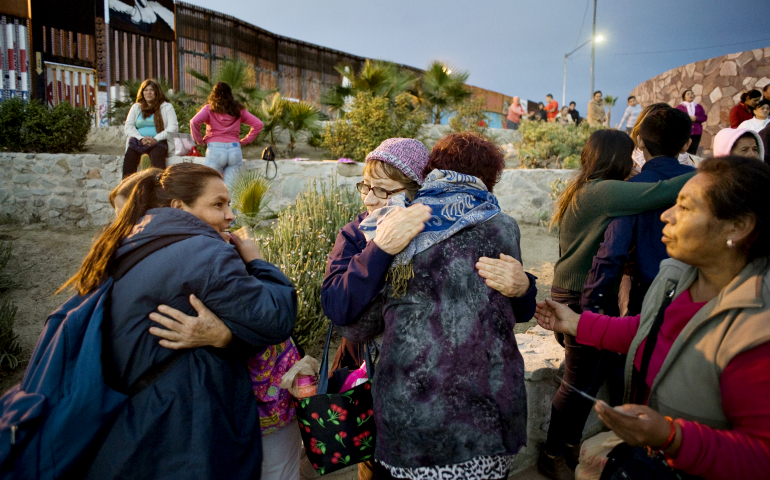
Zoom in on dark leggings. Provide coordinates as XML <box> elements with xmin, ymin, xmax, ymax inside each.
<box><xmin>122</xmin><ymin>141</ymin><xmax>168</xmax><ymax>178</ymax></box>
<box><xmin>544</xmin><ymin>287</ymin><xmax>625</xmax><ymax>457</ymax></box>
<box><xmin>687</xmin><ymin>134</ymin><xmax>701</xmax><ymax>155</ymax></box>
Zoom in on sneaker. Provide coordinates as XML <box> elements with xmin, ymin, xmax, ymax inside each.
<box><xmin>537</xmin><ymin>449</ymin><xmax>575</xmax><ymax>480</ymax></box>
<box><xmin>564</xmin><ymin>443</ymin><xmax>581</xmax><ymax>470</ymax></box>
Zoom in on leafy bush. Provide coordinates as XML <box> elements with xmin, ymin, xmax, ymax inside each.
<box><xmin>258</xmin><ymin>178</ymin><xmax>362</xmax><ymax>349</ymax></box>
<box><xmin>0</xmin><ymin>97</ymin><xmax>26</xmax><ymax>151</ymax></box>
<box><xmin>449</xmin><ymin>97</ymin><xmax>491</xmax><ymax>137</ymax></box>
<box><xmin>321</xmin><ymin>92</ymin><xmax>425</xmax><ymax>161</ymax></box>
<box><xmin>515</xmin><ymin>120</ymin><xmax>604</xmax><ymax>169</ymax></box>
<box><xmin>230</xmin><ymin>169</ymin><xmax>273</xmax><ymax>229</ymax></box>
<box><xmin>0</xmin><ymin>99</ymin><xmax>91</xmax><ymax>153</ymax></box>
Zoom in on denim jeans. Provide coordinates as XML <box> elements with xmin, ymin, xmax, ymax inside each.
<box><xmin>205</xmin><ymin>142</ymin><xmax>243</xmax><ymax>186</ymax></box>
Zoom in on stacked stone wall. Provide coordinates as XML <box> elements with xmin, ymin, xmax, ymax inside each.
<box><xmin>0</xmin><ymin>153</ymin><xmax>571</xmax><ymax>228</ymax></box>
<box><xmin>630</xmin><ymin>47</ymin><xmax>770</xmax><ymax>155</ymax></box>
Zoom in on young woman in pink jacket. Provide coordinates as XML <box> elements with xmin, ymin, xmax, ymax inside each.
<box><xmin>190</xmin><ymin>82</ymin><xmax>263</xmax><ymax>185</ymax></box>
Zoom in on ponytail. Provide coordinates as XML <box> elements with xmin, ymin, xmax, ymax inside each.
<box><xmin>60</xmin><ymin>163</ymin><xmax>223</xmax><ymax>295</ymax></box>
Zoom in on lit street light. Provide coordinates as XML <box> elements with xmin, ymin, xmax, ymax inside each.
<box><xmin>562</xmin><ymin>35</ymin><xmax>604</xmax><ymax>108</ymax></box>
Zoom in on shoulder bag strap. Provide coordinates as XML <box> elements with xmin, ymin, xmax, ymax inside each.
<box><xmin>632</xmin><ymin>279</ymin><xmax>678</xmax><ymax>403</ymax></box>
<box><xmin>318</xmin><ymin>324</ymin><xmax>376</xmax><ymax>395</ymax></box>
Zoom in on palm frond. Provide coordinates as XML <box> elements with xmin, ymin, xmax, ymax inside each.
<box><xmin>230</xmin><ymin>169</ymin><xmax>273</xmax><ymax>228</ymax></box>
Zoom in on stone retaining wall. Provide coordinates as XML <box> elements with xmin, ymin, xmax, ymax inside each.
<box><xmin>630</xmin><ymin>47</ymin><xmax>770</xmax><ymax>155</ymax></box>
<box><xmin>0</xmin><ymin>152</ymin><xmax>571</xmax><ymax>228</ymax></box>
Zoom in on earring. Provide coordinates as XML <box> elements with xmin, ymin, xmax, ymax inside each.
<box><xmin>727</xmin><ymin>238</ymin><xmax>735</xmax><ymax>249</ymax></box>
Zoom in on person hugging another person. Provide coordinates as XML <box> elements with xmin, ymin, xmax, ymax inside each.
<box><xmin>190</xmin><ymin>82</ymin><xmax>264</xmax><ymax>186</ymax></box>
<box><xmin>618</xmin><ymin>96</ymin><xmax>642</xmax><ymax>135</ymax></box>
<box><xmin>122</xmin><ymin>79</ymin><xmax>179</xmax><ymax>179</ymax></box>
<box><xmin>539</xmin><ymin>129</ymin><xmax>695</xmax><ymax>480</ymax></box>
<box><xmin>536</xmin><ymin>156</ymin><xmax>770</xmax><ymax>480</ymax></box>
<box><xmin>582</xmin><ymin>107</ymin><xmax>695</xmax><ymax>318</ymax></box>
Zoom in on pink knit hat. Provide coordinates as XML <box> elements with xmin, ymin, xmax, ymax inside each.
<box><xmin>365</xmin><ymin>138</ymin><xmax>430</xmax><ymax>185</ymax></box>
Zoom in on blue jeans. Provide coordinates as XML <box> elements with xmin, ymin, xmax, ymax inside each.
<box><xmin>205</xmin><ymin>142</ymin><xmax>243</xmax><ymax>186</ymax></box>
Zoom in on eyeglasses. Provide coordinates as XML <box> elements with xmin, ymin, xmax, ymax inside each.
<box><xmin>356</xmin><ymin>182</ymin><xmax>406</xmax><ymax>199</ymax></box>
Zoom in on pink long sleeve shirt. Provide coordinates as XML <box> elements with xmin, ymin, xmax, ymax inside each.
<box><xmin>577</xmin><ymin>291</ymin><xmax>770</xmax><ymax>480</ymax></box>
<box><xmin>190</xmin><ymin>104</ymin><xmax>263</xmax><ymax>146</ymax></box>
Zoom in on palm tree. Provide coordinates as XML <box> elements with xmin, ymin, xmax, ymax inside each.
<box><xmin>603</xmin><ymin>95</ymin><xmax>618</xmax><ymax>127</ymax></box>
<box><xmin>282</xmin><ymin>101</ymin><xmax>322</xmax><ymax>154</ymax></box>
<box><xmin>187</xmin><ymin>59</ymin><xmax>275</xmax><ymax>108</ymax></box>
<box><xmin>254</xmin><ymin>93</ymin><xmax>288</xmax><ymax>149</ymax></box>
<box><xmin>420</xmin><ymin>61</ymin><xmax>471</xmax><ymax>124</ymax></box>
<box><xmin>321</xmin><ymin>60</ymin><xmax>418</xmax><ymax>117</ymax></box>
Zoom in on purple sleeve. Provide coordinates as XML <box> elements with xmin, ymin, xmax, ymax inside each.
<box><xmin>581</xmin><ymin>216</ymin><xmax>635</xmax><ymax>312</ymax></box>
<box><xmin>321</xmin><ymin>226</ymin><xmax>395</xmax><ymax>326</ymax></box>
<box><xmin>510</xmin><ymin>273</ymin><xmax>537</xmax><ymax>322</ymax></box>
<box><xmin>239</xmin><ymin>109</ymin><xmax>264</xmax><ymax>146</ymax></box>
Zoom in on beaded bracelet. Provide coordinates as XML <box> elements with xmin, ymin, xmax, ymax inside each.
<box><xmin>647</xmin><ymin>416</ymin><xmax>676</xmax><ymax>456</ymax></box>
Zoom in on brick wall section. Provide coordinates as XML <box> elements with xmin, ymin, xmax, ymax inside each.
<box><xmin>630</xmin><ymin>47</ymin><xmax>770</xmax><ymax>155</ymax></box>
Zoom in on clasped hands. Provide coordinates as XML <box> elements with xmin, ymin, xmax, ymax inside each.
<box><xmin>140</xmin><ymin>136</ymin><xmax>158</xmax><ymax>146</ymax></box>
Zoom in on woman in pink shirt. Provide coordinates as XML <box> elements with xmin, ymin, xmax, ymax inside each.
<box><xmin>506</xmin><ymin>96</ymin><xmax>527</xmax><ymax>130</ymax></box>
<box><xmin>190</xmin><ymin>82</ymin><xmax>264</xmax><ymax>185</ymax></box>
<box><xmin>535</xmin><ymin>156</ymin><xmax>770</xmax><ymax>480</ymax></box>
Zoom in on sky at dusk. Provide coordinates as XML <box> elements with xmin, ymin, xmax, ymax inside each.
<box><xmin>184</xmin><ymin>0</ymin><xmax>770</xmax><ymax>122</ymax></box>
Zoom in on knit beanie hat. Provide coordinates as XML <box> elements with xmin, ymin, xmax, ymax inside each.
<box><xmin>365</xmin><ymin>138</ymin><xmax>430</xmax><ymax>185</ymax></box>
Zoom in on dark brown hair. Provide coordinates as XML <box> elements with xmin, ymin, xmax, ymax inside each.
<box><xmin>425</xmin><ymin>132</ymin><xmax>505</xmax><ymax>192</ymax></box>
<box><xmin>109</xmin><ymin>168</ymin><xmax>162</xmax><ymax>208</ymax></box>
<box><xmin>551</xmin><ymin>129</ymin><xmax>634</xmax><ymax>229</ymax></box>
<box><xmin>630</xmin><ymin>102</ymin><xmax>670</xmax><ymax>147</ymax></box>
<box><xmin>363</xmin><ymin>160</ymin><xmax>421</xmax><ymax>199</ymax></box>
<box><xmin>60</xmin><ymin>164</ymin><xmax>224</xmax><ymax>295</ymax></box>
<box><xmin>208</xmin><ymin>82</ymin><xmax>244</xmax><ymax>118</ymax></box>
<box><xmin>698</xmin><ymin>156</ymin><xmax>770</xmax><ymax>259</ymax></box>
<box><xmin>135</xmin><ymin>79</ymin><xmax>168</xmax><ymax>116</ymax></box>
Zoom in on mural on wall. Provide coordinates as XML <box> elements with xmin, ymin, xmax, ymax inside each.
<box><xmin>0</xmin><ymin>16</ymin><xmax>30</xmax><ymax>101</ymax></box>
<box><xmin>109</xmin><ymin>0</ymin><xmax>175</xmax><ymax>41</ymax></box>
<box><xmin>45</xmin><ymin>62</ymin><xmax>98</xmax><ymax>124</ymax></box>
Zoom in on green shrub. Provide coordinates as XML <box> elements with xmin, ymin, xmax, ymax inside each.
<box><xmin>515</xmin><ymin>120</ymin><xmax>604</xmax><ymax>169</ymax></box>
<box><xmin>321</xmin><ymin>92</ymin><xmax>425</xmax><ymax>161</ymax></box>
<box><xmin>0</xmin><ymin>97</ymin><xmax>26</xmax><ymax>151</ymax></box>
<box><xmin>230</xmin><ymin>169</ymin><xmax>272</xmax><ymax>229</ymax></box>
<box><xmin>0</xmin><ymin>99</ymin><xmax>91</xmax><ymax>153</ymax></box>
<box><xmin>258</xmin><ymin>178</ymin><xmax>362</xmax><ymax>349</ymax></box>
<box><xmin>449</xmin><ymin>97</ymin><xmax>491</xmax><ymax>138</ymax></box>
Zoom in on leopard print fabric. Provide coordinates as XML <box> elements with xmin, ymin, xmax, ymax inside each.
<box><xmin>379</xmin><ymin>455</ymin><xmax>514</xmax><ymax>480</ymax></box>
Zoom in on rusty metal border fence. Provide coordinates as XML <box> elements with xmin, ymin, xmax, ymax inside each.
<box><xmin>175</xmin><ymin>1</ymin><xmax>383</xmax><ymax>107</ymax></box>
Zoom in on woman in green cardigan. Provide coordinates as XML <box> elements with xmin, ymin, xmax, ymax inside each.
<box><xmin>539</xmin><ymin>129</ymin><xmax>695</xmax><ymax>479</ymax></box>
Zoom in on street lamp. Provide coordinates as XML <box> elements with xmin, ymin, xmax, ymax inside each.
<box><xmin>562</xmin><ymin>35</ymin><xmax>604</xmax><ymax>108</ymax></box>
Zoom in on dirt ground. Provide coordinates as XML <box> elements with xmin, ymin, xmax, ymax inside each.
<box><xmin>0</xmin><ymin>223</ymin><xmax>558</xmax><ymax>394</ymax></box>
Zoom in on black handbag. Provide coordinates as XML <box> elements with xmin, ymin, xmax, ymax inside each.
<box><xmin>294</xmin><ymin>325</ymin><xmax>376</xmax><ymax>476</ymax></box>
<box><xmin>261</xmin><ymin>145</ymin><xmax>277</xmax><ymax>180</ymax></box>
<box><xmin>600</xmin><ymin>443</ymin><xmax>700</xmax><ymax>480</ymax></box>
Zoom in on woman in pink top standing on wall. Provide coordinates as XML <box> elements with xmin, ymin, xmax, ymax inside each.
<box><xmin>190</xmin><ymin>82</ymin><xmax>264</xmax><ymax>185</ymax></box>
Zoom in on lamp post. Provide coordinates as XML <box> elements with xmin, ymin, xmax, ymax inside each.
<box><xmin>562</xmin><ymin>35</ymin><xmax>604</xmax><ymax>108</ymax></box>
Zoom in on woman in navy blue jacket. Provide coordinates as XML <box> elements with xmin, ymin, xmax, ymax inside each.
<box><xmin>59</xmin><ymin>163</ymin><xmax>297</xmax><ymax>480</ymax></box>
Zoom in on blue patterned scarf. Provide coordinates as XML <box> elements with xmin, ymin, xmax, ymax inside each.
<box><xmin>360</xmin><ymin>169</ymin><xmax>500</xmax><ymax>295</ymax></box>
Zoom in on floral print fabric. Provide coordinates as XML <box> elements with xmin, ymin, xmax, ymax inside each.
<box><xmin>248</xmin><ymin>338</ymin><xmax>301</xmax><ymax>435</ymax></box>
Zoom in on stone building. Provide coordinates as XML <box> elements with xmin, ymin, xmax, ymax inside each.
<box><xmin>630</xmin><ymin>47</ymin><xmax>770</xmax><ymax>155</ymax></box>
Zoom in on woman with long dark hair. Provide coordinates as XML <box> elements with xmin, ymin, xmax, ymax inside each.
<box><xmin>190</xmin><ymin>82</ymin><xmax>263</xmax><ymax>185</ymax></box>
<box><xmin>537</xmin><ymin>156</ymin><xmax>770</xmax><ymax>479</ymax></box>
<box><xmin>122</xmin><ymin>79</ymin><xmax>179</xmax><ymax>178</ymax></box>
<box><xmin>730</xmin><ymin>89</ymin><xmax>762</xmax><ymax>128</ymax></box>
<box><xmin>539</xmin><ymin>129</ymin><xmax>695</xmax><ymax>479</ymax></box>
<box><xmin>65</xmin><ymin>163</ymin><xmax>297</xmax><ymax>479</ymax></box>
